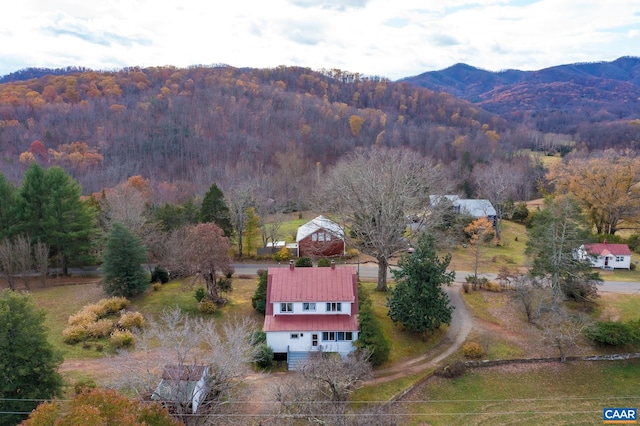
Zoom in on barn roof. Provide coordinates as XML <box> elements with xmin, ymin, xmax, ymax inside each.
<box><xmin>296</xmin><ymin>215</ymin><xmax>344</xmax><ymax>242</ymax></box>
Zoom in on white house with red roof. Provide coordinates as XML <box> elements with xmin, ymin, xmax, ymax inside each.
<box><xmin>576</xmin><ymin>242</ymin><xmax>632</xmax><ymax>270</ymax></box>
<box><xmin>263</xmin><ymin>261</ymin><xmax>359</xmax><ymax>370</ymax></box>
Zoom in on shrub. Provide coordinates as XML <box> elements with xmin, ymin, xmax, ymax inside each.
<box><xmin>68</xmin><ymin>310</ymin><xmax>98</xmax><ymax>327</ymax></box>
<box><xmin>110</xmin><ymin>330</ymin><xmax>135</xmax><ymax>348</ymax></box>
<box><xmin>273</xmin><ymin>246</ymin><xmax>292</xmax><ymax>262</ymax></box>
<box><xmin>62</xmin><ymin>325</ymin><xmax>88</xmax><ymax>344</ymax></box>
<box><xmin>252</xmin><ymin>271</ymin><xmax>268</xmax><ymax>315</ymax></box>
<box><xmin>197</xmin><ymin>299</ymin><xmax>217</xmax><ymax>314</ymax></box>
<box><xmin>631</xmin><ymin>262</ymin><xmax>637</xmax><ymax>271</ymax></box>
<box><xmin>194</xmin><ymin>287</ymin><xmax>207</xmax><ymax>303</ymax></box>
<box><xmin>317</xmin><ymin>258</ymin><xmax>331</xmax><ymax>267</ymax></box>
<box><xmin>345</xmin><ymin>249</ymin><xmax>359</xmax><ymax>259</ymax></box>
<box><xmin>583</xmin><ymin>321</ymin><xmax>640</xmax><ymax>348</ymax></box>
<box><xmin>435</xmin><ymin>361</ymin><xmax>467</xmax><ymax>378</ymax></box>
<box><xmin>462</xmin><ymin>342</ymin><xmax>484</xmax><ymax>359</ymax></box>
<box><xmin>100</xmin><ymin>297</ymin><xmax>130</xmax><ymax>314</ymax></box>
<box><xmin>118</xmin><ymin>311</ymin><xmax>145</xmax><ymax>330</ymax></box>
<box><xmin>354</xmin><ymin>283</ymin><xmax>390</xmax><ymax>366</ymax></box>
<box><xmin>86</xmin><ymin>319</ymin><xmax>115</xmax><ymax>338</ymax></box>
<box><xmin>73</xmin><ymin>378</ymin><xmax>97</xmax><ymax>395</ymax></box>
<box><xmin>82</xmin><ymin>303</ymin><xmax>109</xmax><ymax>319</ymax></box>
<box><xmin>462</xmin><ymin>282</ymin><xmax>470</xmax><ymax>293</ymax></box>
<box><xmin>485</xmin><ymin>281</ymin><xmax>502</xmax><ymax>292</ymax></box>
<box><xmin>152</xmin><ymin>282</ymin><xmax>162</xmax><ymax>291</ymax></box>
<box><xmin>295</xmin><ymin>257</ymin><xmax>313</xmax><ymax>267</ymax></box>
<box><xmin>95</xmin><ymin>344</ymin><xmax>104</xmax><ymax>352</ymax></box>
<box><xmin>254</xmin><ymin>343</ymin><xmax>274</xmax><ymax>369</ymax></box>
<box><xmin>250</xmin><ymin>330</ymin><xmax>267</xmax><ymax>345</ymax></box>
<box><xmin>150</xmin><ymin>266</ymin><xmax>169</xmax><ymax>284</ymax></box>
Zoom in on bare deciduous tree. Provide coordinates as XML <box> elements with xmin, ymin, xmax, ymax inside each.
<box><xmin>514</xmin><ymin>276</ymin><xmax>553</xmax><ymax>324</ymax></box>
<box><xmin>0</xmin><ymin>238</ymin><xmax>16</xmax><ymax>290</ymax></box>
<box><xmin>33</xmin><ymin>240</ymin><xmax>49</xmax><ymax>287</ymax></box>
<box><xmin>319</xmin><ymin>147</ymin><xmax>447</xmax><ymax>291</ymax></box>
<box><xmin>13</xmin><ymin>234</ymin><xmax>32</xmax><ymax>290</ymax></box>
<box><xmin>474</xmin><ymin>161</ymin><xmax>528</xmax><ymax>241</ymax></box>
<box><xmin>227</xmin><ymin>185</ymin><xmax>254</xmax><ymax>259</ymax></box>
<box><xmin>540</xmin><ymin>305</ymin><xmax>590</xmax><ymax>362</ymax></box>
<box><xmin>110</xmin><ymin>308</ymin><xmax>259</xmax><ymax>426</ymax></box>
<box><xmin>270</xmin><ymin>351</ymin><xmax>397</xmax><ymax>426</ymax></box>
<box><xmin>102</xmin><ymin>182</ymin><xmax>149</xmax><ymax>237</ymax></box>
<box><xmin>168</xmin><ymin>223</ymin><xmax>232</xmax><ymax>304</ymax></box>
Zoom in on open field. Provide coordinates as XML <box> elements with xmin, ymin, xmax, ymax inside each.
<box><xmin>395</xmin><ymin>360</ymin><xmax>640</xmax><ymax>426</ymax></box>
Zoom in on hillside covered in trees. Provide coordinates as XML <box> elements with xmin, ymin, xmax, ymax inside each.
<box><xmin>1</xmin><ymin>64</ymin><xmax>518</xmax><ymax>198</ymax></box>
<box><xmin>403</xmin><ymin>56</ymin><xmax>640</xmax><ymax>148</ymax></box>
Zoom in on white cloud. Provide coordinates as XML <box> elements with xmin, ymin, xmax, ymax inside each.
<box><xmin>0</xmin><ymin>0</ymin><xmax>639</xmax><ymax>79</ymax></box>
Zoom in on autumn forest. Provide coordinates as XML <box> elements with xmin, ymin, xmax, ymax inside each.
<box><xmin>0</xmin><ymin>61</ymin><xmax>638</xmax><ymax>229</ymax></box>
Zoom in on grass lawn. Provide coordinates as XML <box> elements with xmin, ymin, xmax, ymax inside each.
<box><xmin>30</xmin><ymin>280</ymin><xmax>107</xmax><ymax>360</ymax></box>
<box><xmin>399</xmin><ymin>360</ymin><xmax>640</xmax><ymax>425</ymax></box>
<box><xmin>360</xmin><ymin>281</ymin><xmax>447</xmax><ymax>368</ymax></box>
<box><xmin>593</xmin><ymin>293</ymin><xmax>640</xmax><ymax>322</ymax></box>
<box><xmin>447</xmin><ymin>220</ymin><xmax>529</xmax><ymax>275</ymax></box>
<box><xmin>29</xmin><ymin>275</ymin><xmax>264</xmax><ymax>360</ymax></box>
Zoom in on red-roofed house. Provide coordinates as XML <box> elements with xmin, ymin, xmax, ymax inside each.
<box><xmin>576</xmin><ymin>242</ymin><xmax>632</xmax><ymax>270</ymax></box>
<box><xmin>264</xmin><ymin>261</ymin><xmax>359</xmax><ymax>370</ymax></box>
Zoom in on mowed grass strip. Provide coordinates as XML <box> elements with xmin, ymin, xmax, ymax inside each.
<box><xmin>398</xmin><ymin>360</ymin><xmax>640</xmax><ymax>426</ymax></box>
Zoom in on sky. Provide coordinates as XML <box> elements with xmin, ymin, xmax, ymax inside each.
<box><xmin>1</xmin><ymin>0</ymin><xmax>639</xmax><ymax>80</ymax></box>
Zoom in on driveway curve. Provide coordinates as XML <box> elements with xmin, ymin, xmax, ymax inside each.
<box><xmin>368</xmin><ymin>282</ymin><xmax>472</xmax><ymax>384</ymax></box>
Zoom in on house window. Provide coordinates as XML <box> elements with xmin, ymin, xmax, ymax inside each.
<box><xmin>322</xmin><ymin>331</ymin><xmax>353</xmax><ymax>341</ymax></box>
<box><xmin>326</xmin><ymin>233</ymin><xmax>331</xmax><ymax>241</ymax></box>
<box><xmin>616</xmin><ymin>256</ymin><xmax>624</xmax><ymax>262</ymax></box>
<box><xmin>303</xmin><ymin>302</ymin><xmax>316</xmax><ymax>311</ymax></box>
<box><xmin>336</xmin><ymin>332</ymin><xmax>353</xmax><ymax>341</ymax></box>
<box><xmin>318</xmin><ymin>232</ymin><xmax>325</xmax><ymax>242</ymax></box>
<box><xmin>291</xmin><ymin>333</ymin><xmax>299</xmax><ymax>339</ymax></box>
<box><xmin>322</xmin><ymin>332</ymin><xmax>336</xmax><ymax>341</ymax></box>
<box><xmin>280</xmin><ymin>303</ymin><xmax>293</xmax><ymax>313</ymax></box>
<box><xmin>326</xmin><ymin>302</ymin><xmax>342</xmax><ymax>312</ymax></box>
<box><xmin>312</xmin><ymin>233</ymin><xmax>317</xmax><ymax>241</ymax></box>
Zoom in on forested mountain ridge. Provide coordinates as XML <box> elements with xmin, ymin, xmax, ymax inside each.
<box><xmin>0</xmin><ymin>65</ymin><xmax>507</xmax><ymax>196</ymax></box>
<box><xmin>402</xmin><ymin>56</ymin><xmax>640</xmax><ymax>139</ymax></box>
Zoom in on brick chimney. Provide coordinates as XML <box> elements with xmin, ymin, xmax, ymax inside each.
<box><xmin>289</xmin><ymin>259</ymin><xmax>295</xmax><ymax>270</ymax></box>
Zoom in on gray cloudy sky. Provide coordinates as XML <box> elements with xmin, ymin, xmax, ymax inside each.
<box><xmin>2</xmin><ymin>0</ymin><xmax>639</xmax><ymax>79</ymax></box>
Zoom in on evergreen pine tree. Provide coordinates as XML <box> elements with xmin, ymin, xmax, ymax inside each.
<box><xmin>0</xmin><ymin>172</ymin><xmax>17</xmax><ymax>240</ymax></box>
<box><xmin>102</xmin><ymin>222</ymin><xmax>149</xmax><ymax>297</ymax></box>
<box><xmin>387</xmin><ymin>233</ymin><xmax>455</xmax><ymax>335</ymax></box>
<box><xmin>199</xmin><ymin>183</ymin><xmax>233</xmax><ymax>237</ymax></box>
<box><xmin>0</xmin><ymin>289</ymin><xmax>63</xmax><ymax>426</ymax></box>
<box><xmin>42</xmin><ymin>167</ymin><xmax>96</xmax><ymax>274</ymax></box>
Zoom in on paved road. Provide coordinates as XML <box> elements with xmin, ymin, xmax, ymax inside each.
<box><xmin>233</xmin><ymin>262</ymin><xmax>640</xmax><ymax>294</ymax></box>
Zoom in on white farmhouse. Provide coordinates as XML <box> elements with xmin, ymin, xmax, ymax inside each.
<box><xmin>576</xmin><ymin>242</ymin><xmax>632</xmax><ymax>270</ymax></box>
<box><xmin>263</xmin><ymin>261</ymin><xmax>359</xmax><ymax>370</ymax></box>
